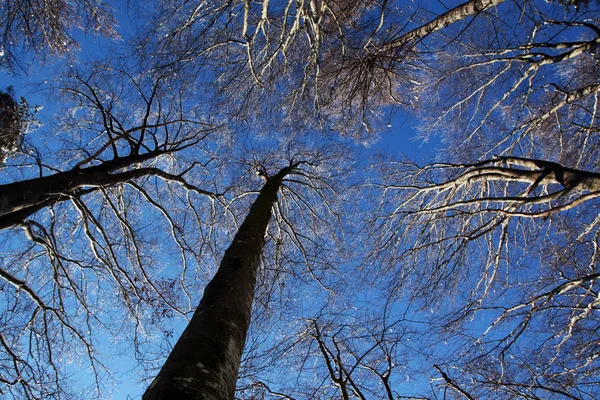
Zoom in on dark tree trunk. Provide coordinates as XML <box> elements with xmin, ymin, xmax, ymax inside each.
<box><xmin>143</xmin><ymin>163</ymin><xmax>297</xmax><ymax>400</ymax></box>
<box><xmin>0</xmin><ymin>150</ymin><xmax>184</xmax><ymax>230</ymax></box>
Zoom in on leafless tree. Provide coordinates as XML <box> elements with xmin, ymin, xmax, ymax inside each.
<box><xmin>141</xmin><ymin>0</ymin><xmax>512</xmax><ymax>138</ymax></box>
<box><xmin>1</xmin><ymin>6</ymin><xmax>362</xmax><ymax>391</ymax></box>
<box><xmin>356</xmin><ymin>3</ymin><xmax>600</xmax><ymax>397</ymax></box>
<box><xmin>142</xmin><ymin>138</ymin><xmax>355</xmax><ymax>398</ymax></box>
<box><xmin>131</xmin><ymin>3</ymin><xmax>600</xmax><ymax>398</ymax></box>
<box><xmin>0</xmin><ymin>64</ymin><xmax>228</xmax><ymax>398</ymax></box>
<box><xmin>413</xmin><ymin>2</ymin><xmax>600</xmax><ymax>162</ymax></box>
<box><xmin>0</xmin><ymin>0</ymin><xmax>119</xmax><ymax>72</ymax></box>
<box><xmin>233</xmin><ymin>291</ymin><xmax>448</xmax><ymax>400</ymax></box>
<box><xmin>143</xmin><ymin>161</ymin><xmax>303</xmax><ymax>399</ymax></box>
<box><xmin>368</xmin><ymin>153</ymin><xmax>600</xmax><ymax>398</ymax></box>
<box><xmin>6</xmin><ymin>0</ymin><xmax>600</xmax><ymax>398</ymax></box>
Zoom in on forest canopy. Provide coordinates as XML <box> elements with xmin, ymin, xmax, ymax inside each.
<box><xmin>0</xmin><ymin>0</ymin><xmax>599</xmax><ymax>399</ymax></box>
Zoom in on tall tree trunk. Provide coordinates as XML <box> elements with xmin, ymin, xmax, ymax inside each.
<box><xmin>143</xmin><ymin>163</ymin><xmax>298</xmax><ymax>400</ymax></box>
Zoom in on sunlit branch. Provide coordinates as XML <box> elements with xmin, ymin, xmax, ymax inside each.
<box><xmin>392</xmin><ymin>156</ymin><xmax>600</xmax><ymax>218</ymax></box>
<box><xmin>378</xmin><ymin>0</ymin><xmax>505</xmax><ymax>53</ymax></box>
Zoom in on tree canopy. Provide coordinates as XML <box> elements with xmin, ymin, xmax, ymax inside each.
<box><xmin>1</xmin><ymin>0</ymin><xmax>599</xmax><ymax>398</ymax></box>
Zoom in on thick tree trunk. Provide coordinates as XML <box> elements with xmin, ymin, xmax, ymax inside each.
<box><xmin>0</xmin><ymin>151</ymin><xmax>183</xmax><ymax>230</ymax></box>
<box><xmin>142</xmin><ymin>164</ymin><xmax>297</xmax><ymax>400</ymax></box>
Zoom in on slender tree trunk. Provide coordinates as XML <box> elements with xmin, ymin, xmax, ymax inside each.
<box><xmin>143</xmin><ymin>163</ymin><xmax>297</xmax><ymax>400</ymax></box>
<box><xmin>379</xmin><ymin>0</ymin><xmax>505</xmax><ymax>53</ymax></box>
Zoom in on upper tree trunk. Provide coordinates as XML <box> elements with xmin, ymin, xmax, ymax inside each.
<box><xmin>379</xmin><ymin>0</ymin><xmax>505</xmax><ymax>53</ymax></box>
<box><xmin>142</xmin><ymin>163</ymin><xmax>297</xmax><ymax>400</ymax></box>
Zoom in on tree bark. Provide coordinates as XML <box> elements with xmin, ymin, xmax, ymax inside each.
<box><xmin>142</xmin><ymin>163</ymin><xmax>297</xmax><ymax>400</ymax></box>
<box><xmin>0</xmin><ymin>150</ymin><xmax>200</xmax><ymax>230</ymax></box>
<box><xmin>379</xmin><ymin>0</ymin><xmax>505</xmax><ymax>53</ymax></box>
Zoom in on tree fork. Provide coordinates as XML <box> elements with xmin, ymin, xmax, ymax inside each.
<box><xmin>0</xmin><ymin>151</ymin><xmax>219</xmax><ymax>231</ymax></box>
<box><xmin>0</xmin><ymin>151</ymin><xmax>159</xmax><ymax>218</ymax></box>
<box><xmin>143</xmin><ymin>162</ymin><xmax>299</xmax><ymax>400</ymax></box>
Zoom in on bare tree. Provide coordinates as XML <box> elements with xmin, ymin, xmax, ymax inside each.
<box><xmin>0</xmin><ymin>0</ymin><xmax>119</xmax><ymax>72</ymax></box>
<box><xmin>131</xmin><ymin>3</ymin><xmax>600</xmax><ymax>398</ymax></box>
<box><xmin>368</xmin><ymin>154</ymin><xmax>600</xmax><ymax>398</ymax></box>
<box><xmin>412</xmin><ymin>3</ymin><xmax>600</xmax><ymax>162</ymax></box>
<box><xmin>0</xmin><ymin>64</ymin><xmax>228</xmax><ymax>398</ymax></box>
<box><xmin>233</xmin><ymin>294</ymin><xmax>440</xmax><ymax>400</ymax></box>
<box><xmin>6</xmin><ymin>1</ymin><xmax>600</xmax><ymax>398</ymax></box>
<box><xmin>142</xmin><ymin>0</ymin><xmax>513</xmax><ymax>138</ymax></box>
<box><xmin>142</xmin><ymin>161</ymin><xmax>303</xmax><ymax>398</ymax></box>
<box><xmin>359</xmin><ymin>2</ymin><xmax>600</xmax><ymax>397</ymax></box>
<box><xmin>1</xmin><ymin>64</ymin><xmax>221</xmax><ymax>227</ymax></box>
<box><xmin>2</xmin><ymin>7</ymin><xmax>360</xmax><ymax>393</ymax></box>
<box><xmin>142</xmin><ymin>142</ymin><xmax>356</xmax><ymax>399</ymax></box>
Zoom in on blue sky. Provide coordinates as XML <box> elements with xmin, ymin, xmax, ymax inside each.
<box><xmin>0</xmin><ymin>4</ymin><xmax>447</xmax><ymax>396</ymax></box>
<box><xmin>3</xmin><ymin>1</ymin><xmax>597</xmax><ymax>398</ymax></box>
